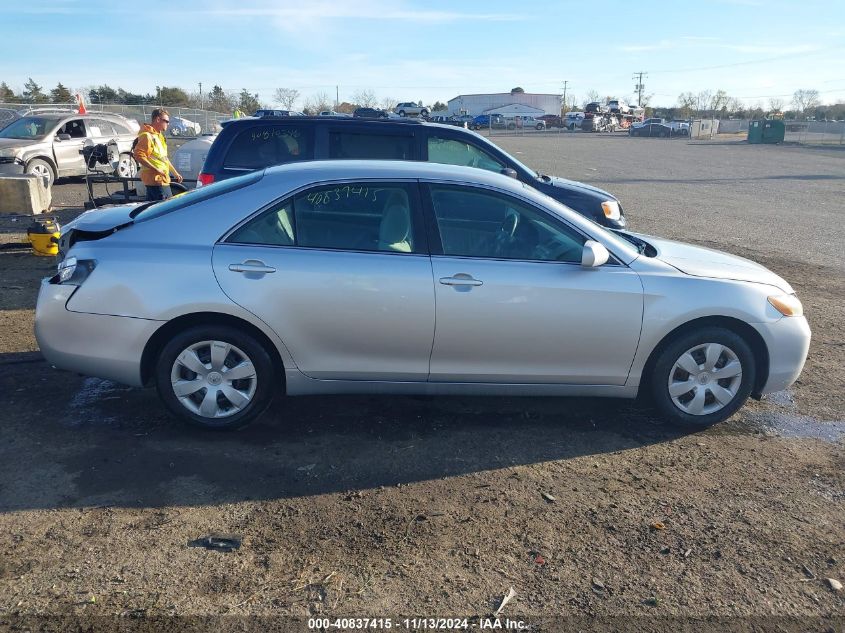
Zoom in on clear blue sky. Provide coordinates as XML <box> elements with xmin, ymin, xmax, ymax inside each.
<box><xmin>2</xmin><ymin>0</ymin><xmax>843</xmax><ymax>110</ymax></box>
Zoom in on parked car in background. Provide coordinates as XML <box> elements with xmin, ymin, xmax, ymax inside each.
<box><xmin>353</xmin><ymin>107</ymin><xmax>390</xmax><ymax>119</ymax></box>
<box><xmin>167</xmin><ymin>116</ymin><xmax>202</xmax><ymax>137</ymax></box>
<box><xmin>169</xmin><ymin>135</ymin><xmax>216</xmax><ymax>187</ymax></box>
<box><xmin>471</xmin><ymin>114</ymin><xmax>507</xmax><ymax>130</ymax></box>
<box><xmin>629</xmin><ymin>121</ymin><xmax>674</xmax><ymax>137</ymax></box>
<box><xmin>521</xmin><ymin>116</ymin><xmax>546</xmax><ymax>130</ymax></box>
<box><xmin>42</xmin><ymin>160</ymin><xmax>810</xmax><ymax>430</ymax></box>
<box><xmin>564</xmin><ymin>112</ymin><xmax>585</xmax><ymax>130</ymax></box>
<box><xmin>607</xmin><ymin>100</ymin><xmax>631</xmax><ymax>114</ymax></box>
<box><xmin>0</xmin><ymin>108</ymin><xmax>20</xmax><ymax>131</ymax></box>
<box><xmin>393</xmin><ymin>102</ymin><xmax>429</xmax><ymax>117</ymax></box>
<box><xmin>669</xmin><ymin>120</ymin><xmax>691</xmax><ymax>135</ymax></box>
<box><xmin>539</xmin><ymin>114</ymin><xmax>564</xmax><ymax>128</ymax></box>
<box><xmin>584</xmin><ymin>102</ymin><xmax>605</xmax><ymax>115</ymax></box>
<box><xmin>318</xmin><ymin>111</ymin><xmax>352</xmax><ymax>117</ymax></box>
<box><xmin>0</xmin><ymin>112</ymin><xmax>140</xmax><ymax>186</ymax></box>
<box><xmin>253</xmin><ymin>109</ymin><xmax>303</xmax><ymax>117</ymax></box>
<box><xmin>196</xmin><ymin>116</ymin><xmax>628</xmax><ymax>228</ymax></box>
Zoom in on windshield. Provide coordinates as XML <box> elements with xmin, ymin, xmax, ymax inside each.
<box><xmin>132</xmin><ymin>170</ymin><xmax>264</xmax><ymax>222</ymax></box>
<box><xmin>0</xmin><ymin>116</ymin><xmax>62</xmax><ymax>140</ymax></box>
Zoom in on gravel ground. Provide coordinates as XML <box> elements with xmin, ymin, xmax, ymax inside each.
<box><xmin>0</xmin><ymin>134</ymin><xmax>842</xmax><ymax>632</ymax></box>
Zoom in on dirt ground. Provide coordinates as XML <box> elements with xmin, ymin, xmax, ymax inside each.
<box><xmin>0</xmin><ymin>135</ymin><xmax>842</xmax><ymax>632</ymax></box>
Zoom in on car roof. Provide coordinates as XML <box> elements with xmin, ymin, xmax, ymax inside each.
<box><xmin>263</xmin><ymin>159</ymin><xmax>522</xmax><ymax>191</ymax></box>
<box><xmin>220</xmin><ymin>116</ymin><xmax>438</xmax><ymax>129</ymax></box>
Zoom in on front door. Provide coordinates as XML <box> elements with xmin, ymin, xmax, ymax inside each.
<box><xmin>53</xmin><ymin>118</ymin><xmax>88</xmax><ymax>176</ymax></box>
<box><xmin>213</xmin><ymin>181</ymin><xmax>435</xmax><ymax>381</ymax></box>
<box><xmin>425</xmin><ymin>184</ymin><xmax>643</xmax><ymax>385</ymax></box>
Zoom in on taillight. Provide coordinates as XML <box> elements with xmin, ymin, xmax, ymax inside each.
<box><xmin>198</xmin><ymin>172</ymin><xmax>215</xmax><ymax>187</ymax></box>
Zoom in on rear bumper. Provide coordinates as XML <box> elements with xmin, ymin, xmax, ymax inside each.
<box><xmin>752</xmin><ymin>316</ymin><xmax>811</xmax><ymax>394</ymax></box>
<box><xmin>34</xmin><ymin>279</ymin><xmax>162</xmax><ymax>387</ymax></box>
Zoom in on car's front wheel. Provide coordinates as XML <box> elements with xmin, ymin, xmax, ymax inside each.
<box><xmin>26</xmin><ymin>158</ymin><xmax>56</xmax><ymax>188</ymax></box>
<box><xmin>650</xmin><ymin>327</ymin><xmax>755</xmax><ymax>427</ymax></box>
<box><xmin>155</xmin><ymin>325</ymin><xmax>276</xmax><ymax>430</ymax></box>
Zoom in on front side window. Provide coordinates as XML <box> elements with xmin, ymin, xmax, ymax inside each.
<box><xmin>429</xmin><ymin>185</ymin><xmax>586</xmax><ymax>263</ymax></box>
<box><xmin>227</xmin><ymin>182</ymin><xmax>419</xmax><ymax>254</ymax></box>
<box><xmin>223</xmin><ymin>125</ymin><xmax>312</xmax><ymax>170</ymax></box>
<box><xmin>57</xmin><ymin>119</ymin><xmax>87</xmax><ymax>138</ymax></box>
<box><xmin>329</xmin><ymin>132</ymin><xmax>414</xmax><ymax>159</ymax></box>
<box><xmin>427</xmin><ymin>136</ymin><xmax>505</xmax><ymax>173</ymax></box>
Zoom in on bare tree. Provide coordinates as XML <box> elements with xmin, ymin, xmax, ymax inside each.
<box><xmin>694</xmin><ymin>90</ymin><xmax>713</xmax><ymax>116</ymax></box>
<box><xmin>677</xmin><ymin>92</ymin><xmax>696</xmax><ymax>118</ymax></box>
<box><xmin>582</xmin><ymin>90</ymin><xmax>600</xmax><ymax>108</ymax></box>
<box><xmin>301</xmin><ymin>92</ymin><xmax>333</xmax><ymax>115</ymax></box>
<box><xmin>379</xmin><ymin>96</ymin><xmax>398</xmax><ymax>111</ymax></box>
<box><xmin>710</xmin><ymin>89</ymin><xmax>730</xmax><ymax>115</ymax></box>
<box><xmin>768</xmin><ymin>97</ymin><xmax>785</xmax><ymax>112</ymax></box>
<box><xmin>351</xmin><ymin>88</ymin><xmax>378</xmax><ymax>108</ymax></box>
<box><xmin>274</xmin><ymin>87</ymin><xmax>300</xmax><ymax>110</ymax></box>
<box><xmin>792</xmin><ymin>89</ymin><xmax>820</xmax><ymax>113</ymax></box>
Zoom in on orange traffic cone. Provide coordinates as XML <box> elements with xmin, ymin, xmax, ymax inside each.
<box><xmin>76</xmin><ymin>93</ymin><xmax>87</xmax><ymax>114</ymax></box>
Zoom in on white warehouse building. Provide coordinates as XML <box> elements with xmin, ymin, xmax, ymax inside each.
<box><xmin>447</xmin><ymin>91</ymin><xmax>562</xmax><ymax>117</ymax></box>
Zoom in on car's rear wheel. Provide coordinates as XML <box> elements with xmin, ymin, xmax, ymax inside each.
<box><xmin>421</xmin><ymin>109</ymin><xmax>429</xmax><ymax>117</ymax></box>
<box><xmin>398</xmin><ymin>110</ymin><xmax>406</xmax><ymax>117</ymax></box>
<box><xmin>536</xmin><ymin>123</ymin><xmax>544</xmax><ymax>130</ymax></box>
<box><xmin>25</xmin><ymin>158</ymin><xmax>55</xmax><ymax>188</ymax></box>
<box><xmin>155</xmin><ymin>325</ymin><xmax>276</xmax><ymax>430</ymax></box>
<box><xmin>650</xmin><ymin>327</ymin><xmax>755</xmax><ymax>428</ymax></box>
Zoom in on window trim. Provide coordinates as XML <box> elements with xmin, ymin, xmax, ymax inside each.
<box><xmin>220</xmin><ymin>178</ymin><xmax>430</xmax><ymax>257</ymax></box>
<box><xmin>419</xmin><ymin>181</ymin><xmax>624</xmax><ymax>266</ymax></box>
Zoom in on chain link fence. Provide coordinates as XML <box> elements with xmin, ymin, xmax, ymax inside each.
<box><xmin>0</xmin><ymin>102</ymin><xmax>229</xmax><ymax>136</ymax></box>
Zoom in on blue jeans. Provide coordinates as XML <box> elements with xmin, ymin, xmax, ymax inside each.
<box><xmin>146</xmin><ymin>185</ymin><xmax>172</xmax><ymax>201</ymax></box>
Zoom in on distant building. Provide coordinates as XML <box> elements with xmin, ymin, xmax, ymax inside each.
<box><xmin>447</xmin><ymin>91</ymin><xmax>562</xmax><ymax>117</ymax></box>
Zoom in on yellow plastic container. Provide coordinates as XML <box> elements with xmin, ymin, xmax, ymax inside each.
<box><xmin>27</xmin><ymin>218</ymin><xmax>60</xmax><ymax>257</ymax></box>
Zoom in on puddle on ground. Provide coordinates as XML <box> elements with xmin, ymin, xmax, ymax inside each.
<box><xmin>742</xmin><ymin>389</ymin><xmax>845</xmax><ymax>443</ymax></box>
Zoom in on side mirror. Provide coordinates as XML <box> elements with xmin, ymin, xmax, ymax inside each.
<box><xmin>581</xmin><ymin>240</ymin><xmax>609</xmax><ymax>267</ymax></box>
<box><xmin>500</xmin><ymin>167</ymin><xmax>518</xmax><ymax>180</ymax></box>
<box><xmin>56</xmin><ymin>133</ymin><xmax>72</xmax><ymax>141</ymax></box>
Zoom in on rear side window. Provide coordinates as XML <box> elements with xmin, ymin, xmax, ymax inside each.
<box><xmin>329</xmin><ymin>132</ymin><xmax>414</xmax><ymax>160</ymax></box>
<box><xmin>223</xmin><ymin>125</ymin><xmax>313</xmax><ymax>170</ymax></box>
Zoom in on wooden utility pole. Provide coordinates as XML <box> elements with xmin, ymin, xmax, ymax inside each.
<box><xmin>632</xmin><ymin>71</ymin><xmax>647</xmax><ymax>107</ymax></box>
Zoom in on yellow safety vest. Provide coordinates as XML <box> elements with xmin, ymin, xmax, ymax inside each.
<box><xmin>138</xmin><ymin>131</ymin><xmax>169</xmax><ymax>175</ymax></box>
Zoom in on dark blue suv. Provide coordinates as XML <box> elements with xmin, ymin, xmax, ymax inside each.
<box><xmin>198</xmin><ymin>116</ymin><xmax>627</xmax><ymax>228</ymax></box>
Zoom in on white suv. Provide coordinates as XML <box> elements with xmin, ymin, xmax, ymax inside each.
<box><xmin>393</xmin><ymin>102</ymin><xmax>429</xmax><ymax>117</ymax></box>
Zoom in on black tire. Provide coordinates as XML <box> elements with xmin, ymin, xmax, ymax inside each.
<box><xmin>25</xmin><ymin>158</ymin><xmax>56</xmax><ymax>188</ymax></box>
<box><xmin>507</xmin><ymin>123</ymin><xmax>516</xmax><ymax>130</ymax></box>
<box><xmin>536</xmin><ymin>124</ymin><xmax>544</xmax><ymax>130</ymax></box>
<box><xmin>155</xmin><ymin>325</ymin><xmax>277</xmax><ymax>430</ymax></box>
<box><xmin>398</xmin><ymin>110</ymin><xmax>406</xmax><ymax>117</ymax></box>
<box><xmin>421</xmin><ymin>109</ymin><xmax>429</xmax><ymax>117</ymax></box>
<box><xmin>650</xmin><ymin>326</ymin><xmax>755</xmax><ymax>428</ymax></box>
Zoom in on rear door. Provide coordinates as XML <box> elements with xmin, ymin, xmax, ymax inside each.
<box><xmin>213</xmin><ymin>180</ymin><xmax>435</xmax><ymax>381</ymax></box>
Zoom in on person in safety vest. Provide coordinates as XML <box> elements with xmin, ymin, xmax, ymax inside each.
<box><xmin>133</xmin><ymin>108</ymin><xmax>183</xmax><ymax>201</ymax></box>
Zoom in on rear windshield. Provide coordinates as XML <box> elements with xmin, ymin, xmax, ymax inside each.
<box><xmin>223</xmin><ymin>124</ymin><xmax>314</xmax><ymax>170</ymax></box>
<box><xmin>132</xmin><ymin>171</ymin><xmax>263</xmax><ymax>223</ymax></box>
<box><xmin>0</xmin><ymin>116</ymin><xmax>62</xmax><ymax>140</ymax></box>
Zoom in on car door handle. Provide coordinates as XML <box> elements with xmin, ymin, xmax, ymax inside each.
<box><xmin>439</xmin><ymin>275</ymin><xmax>483</xmax><ymax>286</ymax></box>
<box><xmin>229</xmin><ymin>261</ymin><xmax>276</xmax><ymax>274</ymax></box>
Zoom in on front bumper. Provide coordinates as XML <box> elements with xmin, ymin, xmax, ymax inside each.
<box><xmin>34</xmin><ymin>279</ymin><xmax>163</xmax><ymax>387</ymax></box>
<box><xmin>751</xmin><ymin>315</ymin><xmax>811</xmax><ymax>394</ymax></box>
<box><xmin>0</xmin><ymin>158</ymin><xmax>25</xmax><ymax>176</ymax></box>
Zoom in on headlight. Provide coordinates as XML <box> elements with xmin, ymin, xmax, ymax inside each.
<box><xmin>601</xmin><ymin>200</ymin><xmax>621</xmax><ymax>220</ymax></box>
<box><xmin>56</xmin><ymin>256</ymin><xmax>96</xmax><ymax>285</ymax></box>
<box><xmin>768</xmin><ymin>294</ymin><xmax>803</xmax><ymax>317</ymax></box>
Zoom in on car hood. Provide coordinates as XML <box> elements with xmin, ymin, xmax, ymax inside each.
<box><xmin>546</xmin><ymin>175</ymin><xmax>614</xmax><ymax>200</ymax></box>
<box><xmin>61</xmin><ymin>204</ymin><xmax>140</xmax><ymax>235</ymax></box>
<box><xmin>635</xmin><ymin>233</ymin><xmax>794</xmax><ymax>293</ymax></box>
<box><xmin>0</xmin><ymin>137</ymin><xmax>39</xmax><ymax>151</ymax></box>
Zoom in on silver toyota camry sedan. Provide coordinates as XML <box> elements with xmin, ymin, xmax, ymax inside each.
<box><xmin>36</xmin><ymin>161</ymin><xmax>810</xmax><ymax>430</ymax></box>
